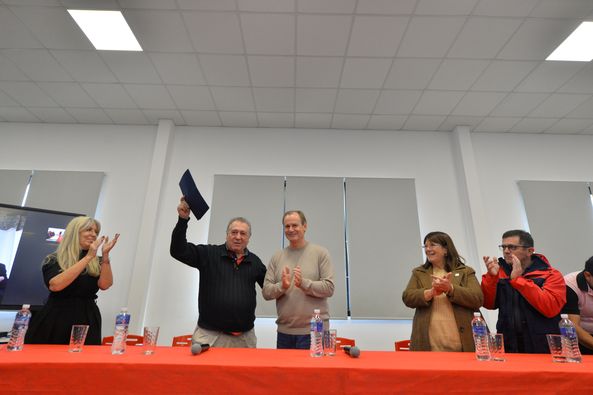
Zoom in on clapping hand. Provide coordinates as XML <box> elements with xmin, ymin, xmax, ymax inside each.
<box><xmin>102</xmin><ymin>233</ymin><xmax>120</xmax><ymax>257</ymax></box>
<box><xmin>431</xmin><ymin>272</ymin><xmax>453</xmax><ymax>295</ymax></box>
<box><xmin>281</xmin><ymin>266</ymin><xmax>291</xmax><ymax>289</ymax></box>
<box><xmin>294</xmin><ymin>265</ymin><xmax>302</xmax><ymax>288</ymax></box>
<box><xmin>483</xmin><ymin>256</ymin><xmax>499</xmax><ymax>277</ymax></box>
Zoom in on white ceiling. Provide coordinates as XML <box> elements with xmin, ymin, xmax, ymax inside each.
<box><xmin>1</xmin><ymin>0</ymin><xmax>593</xmax><ymax>134</ymax></box>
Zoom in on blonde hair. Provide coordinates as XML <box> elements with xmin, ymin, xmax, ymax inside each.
<box><xmin>56</xmin><ymin>216</ymin><xmax>101</xmax><ymax>277</ymax></box>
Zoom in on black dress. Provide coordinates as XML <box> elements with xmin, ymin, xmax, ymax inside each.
<box><xmin>25</xmin><ymin>252</ymin><xmax>102</xmax><ymax>345</ymax></box>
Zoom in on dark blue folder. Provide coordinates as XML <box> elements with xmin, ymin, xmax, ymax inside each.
<box><xmin>179</xmin><ymin>169</ymin><xmax>209</xmax><ymax>220</ymax></box>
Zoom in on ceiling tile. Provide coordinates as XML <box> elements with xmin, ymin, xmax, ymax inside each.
<box><xmin>384</xmin><ymin>58</ymin><xmax>440</xmax><ymax>89</ymax></box>
<box><xmin>471</xmin><ymin>61</ymin><xmax>537</xmax><ymax>91</ymax></box>
<box><xmin>334</xmin><ymin>89</ymin><xmax>379</xmax><ymax>113</ymax></box>
<box><xmin>82</xmin><ymin>83</ymin><xmax>137</xmax><ymax>108</ymax></box>
<box><xmin>416</xmin><ymin>0</ymin><xmax>478</xmax><ymax>15</ymax></box>
<box><xmin>0</xmin><ymin>90</ymin><xmax>19</xmax><ymax>106</ymax></box>
<box><xmin>199</xmin><ymin>54</ymin><xmax>250</xmax><ymax>86</ymax></box>
<box><xmin>248</xmin><ymin>56</ymin><xmax>295</xmax><ymax>87</ymax></box>
<box><xmin>403</xmin><ymin>115</ymin><xmax>446</xmax><ymax>131</ymax></box>
<box><xmin>241</xmin><ymin>14</ymin><xmax>294</xmax><ymax>55</ymax></box>
<box><xmin>428</xmin><ymin>59</ymin><xmax>489</xmax><ymax>90</ymax></box>
<box><xmin>529</xmin><ymin>0</ymin><xmax>593</xmax><ymax>18</ymax></box>
<box><xmin>180</xmin><ymin>110</ymin><xmax>221</xmax><ymax>126</ymax></box>
<box><xmin>331</xmin><ymin>114</ymin><xmax>370</xmax><ymax>130</ymax></box>
<box><xmin>355</xmin><ymin>0</ymin><xmax>416</xmax><ymax>15</ymax></box>
<box><xmin>0</xmin><ymin>7</ymin><xmax>45</xmax><ymax>49</ymax></box>
<box><xmin>211</xmin><ymin>87</ymin><xmax>255</xmax><ymax>111</ymax></box>
<box><xmin>473</xmin><ymin>0</ymin><xmax>538</xmax><ymax>17</ymax></box>
<box><xmin>447</xmin><ymin>18</ymin><xmax>522</xmax><ymax>58</ymax></box>
<box><xmin>0</xmin><ymin>81</ymin><xmax>58</xmax><ymax>106</ymax></box>
<box><xmin>0</xmin><ymin>106</ymin><xmax>39</xmax><ymax>122</ymax></box>
<box><xmin>412</xmin><ymin>91</ymin><xmax>465</xmax><ymax>115</ymax></box>
<box><xmin>177</xmin><ymin>0</ymin><xmax>237</xmax><ymax>10</ymax></box>
<box><xmin>0</xmin><ymin>53</ymin><xmax>28</xmax><ymax>80</ymax></box>
<box><xmin>474</xmin><ymin>117</ymin><xmax>521</xmax><ymax>132</ymax></box>
<box><xmin>529</xmin><ymin>94</ymin><xmax>590</xmax><ymax>118</ymax></box>
<box><xmin>374</xmin><ymin>90</ymin><xmax>422</xmax><ymax>115</ymax></box>
<box><xmin>38</xmin><ymin>82</ymin><xmax>96</xmax><ymax>107</ymax></box>
<box><xmin>347</xmin><ymin>16</ymin><xmax>408</xmax><ymax>57</ymax></box>
<box><xmin>296</xmin><ymin>57</ymin><xmax>342</xmax><ymax>88</ymax></box>
<box><xmin>219</xmin><ymin>111</ymin><xmax>258</xmax><ymax>127</ymax></box>
<box><xmin>257</xmin><ymin>112</ymin><xmax>294</xmax><ymax>128</ymax></box>
<box><xmin>119</xmin><ymin>0</ymin><xmax>178</xmax><ymax>9</ymax></box>
<box><xmin>253</xmin><ymin>87</ymin><xmax>294</xmax><ymax>112</ymax></box>
<box><xmin>237</xmin><ymin>0</ymin><xmax>294</xmax><ymax>12</ymax></box>
<box><xmin>124</xmin><ymin>84</ymin><xmax>176</xmax><ymax>109</ymax></box>
<box><xmin>183</xmin><ymin>12</ymin><xmax>243</xmax><ymax>53</ymax></box>
<box><xmin>142</xmin><ymin>109</ymin><xmax>184</xmax><ymax>124</ymax></box>
<box><xmin>451</xmin><ymin>91</ymin><xmax>506</xmax><ymax>116</ymax></box>
<box><xmin>367</xmin><ymin>114</ymin><xmax>407</xmax><ymax>130</ymax></box>
<box><xmin>511</xmin><ymin>117</ymin><xmax>558</xmax><ymax>133</ymax></box>
<box><xmin>497</xmin><ymin>19</ymin><xmax>579</xmax><ymax>61</ymax></box>
<box><xmin>28</xmin><ymin>107</ymin><xmax>76</xmax><ymax>123</ymax></box>
<box><xmin>490</xmin><ymin>92</ymin><xmax>548</xmax><ymax>117</ymax></box>
<box><xmin>66</xmin><ymin>108</ymin><xmax>113</xmax><ymax>124</ymax></box>
<box><xmin>397</xmin><ymin>17</ymin><xmax>466</xmax><ymax>57</ymax></box>
<box><xmin>149</xmin><ymin>53</ymin><xmax>205</xmax><ymax>85</ymax></box>
<box><xmin>294</xmin><ymin>113</ymin><xmax>332</xmax><ymax>128</ymax></box>
<box><xmin>3</xmin><ymin>49</ymin><xmax>73</xmax><ymax>81</ymax></box>
<box><xmin>100</xmin><ymin>52</ymin><xmax>162</xmax><ymax>83</ymax></box>
<box><xmin>60</xmin><ymin>0</ymin><xmax>119</xmax><ymax>8</ymax></box>
<box><xmin>167</xmin><ymin>85</ymin><xmax>215</xmax><ymax>110</ymax></box>
<box><xmin>298</xmin><ymin>0</ymin><xmax>356</xmax><ymax>13</ymax></box>
<box><xmin>51</xmin><ymin>50</ymin><xmax>117</xmax><ymax>83</ymax></box>
<box><xmin>295</xmin><ymin>88</ymin><xmax>337</xmax><ymax>113</ymax></box>
<box><xmin>515</xmin><ymin>62</ymin><xmax>584</xmax><ymax>93</ymax></box>
<box><xmin>567</xmin><ymin>97</ymin><xmax>593</xmax><ymax>118</ymax></box>
<box><xmin>124</xmin><ymin>10</ymin><xmax>194</xmax><ymax>52</ymax></box>
<box><xmin>10</xmin><ymin>6</ymin><xmax>92</xmax><ymax>50</ymax></box>
<box><xmin>3</xmin><ymin>0</ymin><xmax>61</xmax><ymax>5</ymax></box>
<box><xmin>340</xmin><ymin>58</ymin><xmax>391</xmax><ymax>89</ymax></box>
<box><xmin>103</xmin><ymin>109</ymin><xmax>149</xmax><ymax>125</ymax></box>
<box><xmin>544</xmin><ymin>118</ymin><xmax>593</xmax><ymax>134</ymax></box>
<box><xmin>557</xmin><ymin>64</ymin><xmax>593</xmax><ymax>94</ymax></box>
<box><xmin>297</xmin><ymin>15</ymin><xmax>351</xmax><ymax>56</ymax></box>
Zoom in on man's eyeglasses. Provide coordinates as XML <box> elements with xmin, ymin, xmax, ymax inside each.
<box><xmin>498</xmin><ymin>244</ymin><xmax>529</xmax><ymax>251</ymax></box>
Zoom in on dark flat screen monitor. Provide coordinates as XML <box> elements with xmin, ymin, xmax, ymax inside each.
<box><xmin>0</xmin><ymin>203</ymin><xmax>83</xmax><ymax>310</ymax></box>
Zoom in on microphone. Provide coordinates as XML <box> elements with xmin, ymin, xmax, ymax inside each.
<box><xmin>191</xmin><ymin>343</ymin><xmax>211</xmax><ymax>355</ymax></box>
<box><xmin>343</xmin><ymin>345</ymin><xmax>360</xmax><ymax>358</ymax></box>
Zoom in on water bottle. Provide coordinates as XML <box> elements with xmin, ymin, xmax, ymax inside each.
<box><xmin>471</xmin><ymin>312</ymin><xmax>490</xmax><ymax>361</ymax></box>
<box><xmin>309</xmin><ymin>309</ymin><xmax>323</xmax><ymax>357</ymax></box>
<box><xmin>111</xmin><ymin>307</ymin><xmax>130</xmax><ymax>355</ymax></box>
<box><xmin>6</xmin><ymin>304</ymin><xmax>32</xmax><ymax>352</ymax></box>
<box><xmin>559</xmin><ymin>314</ymin><xmax>582</xmax><ymax>363</ymax></box>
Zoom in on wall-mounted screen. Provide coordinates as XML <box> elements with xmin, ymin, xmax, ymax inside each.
<box><xmin>0</xmin><ymin>203</ymin><xmax>83</xmax><ymax>310</ymax></box>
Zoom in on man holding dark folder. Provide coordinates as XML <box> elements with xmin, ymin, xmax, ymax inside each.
<box><xmin>170</xmin><ymin>170</ymin><xmax>266</xmax><ymax>348</ymax></box>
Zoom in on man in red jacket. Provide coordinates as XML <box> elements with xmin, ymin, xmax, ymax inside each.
<box><xmin>481</xmin><ymin>230</ymin><xmax>566</xmax><ymax>353</ymax></box>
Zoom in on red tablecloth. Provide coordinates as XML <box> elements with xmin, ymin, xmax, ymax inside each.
<box><xmin>1</xmin><ymin>345</ymin><xmax>591</xmax><ymax>394</ymax></box>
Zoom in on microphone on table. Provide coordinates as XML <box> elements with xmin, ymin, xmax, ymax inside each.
<box><xmin>191</xmin><ymin>343</ymin><xmax>211</xmax><ymax>355</ymax></box>
<box><xmin>343</xmin><ymin>345</ymin><xmax>361</xmax><ymax>358</ymax></box>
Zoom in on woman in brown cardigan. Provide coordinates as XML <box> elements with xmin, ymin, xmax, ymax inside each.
<box><xmin>402</xmin><ymin>231</ymin><xmax>483</xmax><ymax>351</ymax></box>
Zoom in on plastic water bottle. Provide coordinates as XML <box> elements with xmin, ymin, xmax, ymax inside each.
<box><xmin>471</xmin><ymin>312</ymin><xmax>490</xmax><ymax>361</ymax></box>
<box><xmin>309</xmin><ymin>309</ymin><xmax>323</xmax><ymax>357</ymax></box>
<box><xmin>111</xmin><ymin>307</ymin><xmax>130</xmax><ymax>355</ymax></box>
<box><xmin>559</xmin><ymin>314</ymin><xmax>582</xmax><ymax>363</ymax></box>
<box><xmin>6</xmin><ymin>304</ymin><xmax>32</xmax><ymax>352</ymax></box>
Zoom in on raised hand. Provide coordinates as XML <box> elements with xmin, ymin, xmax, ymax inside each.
<box><xmin>88</xmin><ymin>236</ymin><xmax>105</xmax><ymax>259</ymax></box>
<box><xmin>281</xmin><ymin>266</ymin><xmax>291</xmax><ymax>289</ymax></box>
<box><xmin>483</xmin><ymin>256</ymin><xmax>499</xmax><ymax>277</ymax></box>
<box><xmin>177</xmin><ymin>196</ymin><xmax>190</xmax><ymax>219</ymax></box>
<box><xmin>102</xmin><ymin>233</ymin><xmax>120</xmax><ymax>257</ymax></box>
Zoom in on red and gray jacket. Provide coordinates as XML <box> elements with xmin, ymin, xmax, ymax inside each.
<box><xmin>481</xmin><ymin>253</ymin><xmax>566</xmax><ymax>353</ymax></box>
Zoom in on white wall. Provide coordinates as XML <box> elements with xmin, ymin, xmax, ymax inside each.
<box><xmin>2</xmin><ymin>122</ymin><xmax>593</xmax><ymax>350</ymax></box>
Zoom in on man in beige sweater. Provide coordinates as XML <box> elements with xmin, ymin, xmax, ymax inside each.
<box><xmin>263</xmin><ymin>210</ymin><xmax>335</xmax><ymax>349</ymax></box>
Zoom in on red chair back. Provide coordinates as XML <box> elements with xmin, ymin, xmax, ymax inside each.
<box><xmin>395</xmin><ymin>339</ymin><xmax>411</xmax><ymax>351</ymax></box>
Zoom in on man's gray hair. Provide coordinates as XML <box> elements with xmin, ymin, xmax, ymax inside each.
<box><xmin>226</xmin><ymin>217</ymin><xmax>252</xmax><ymax>235</ymax></box>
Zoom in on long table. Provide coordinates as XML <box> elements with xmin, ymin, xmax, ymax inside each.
<box><xmin>1</xmin><ymin>345</ymin><xmax>592</xmax><ymax>394</ymax></box>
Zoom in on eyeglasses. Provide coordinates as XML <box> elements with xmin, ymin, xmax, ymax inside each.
<box><xmin>422</xmin><ymin>243</ymin><xmax>442</xmax><ymax>250</ymax></box>
<box><xmin>498</xmin><ymin>244</ymin><xmax>529</xmax><ymax>251</ymax></box>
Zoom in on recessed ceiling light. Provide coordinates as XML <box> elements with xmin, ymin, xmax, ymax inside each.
<box><xmin>546</xmin><ymin>21</ymin><xmax>593</xmax><ymax>61</ymax></box>
<box><xmin>68</xmin><ymin>9</ymin><xmax>142</xmax><ymax>51</ymax></box>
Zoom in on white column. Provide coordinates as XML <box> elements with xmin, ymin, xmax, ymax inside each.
<box><xmin>127</xmin><ymin>119</ymin><xmax>175</xmax><ymax>332</ymax></box>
